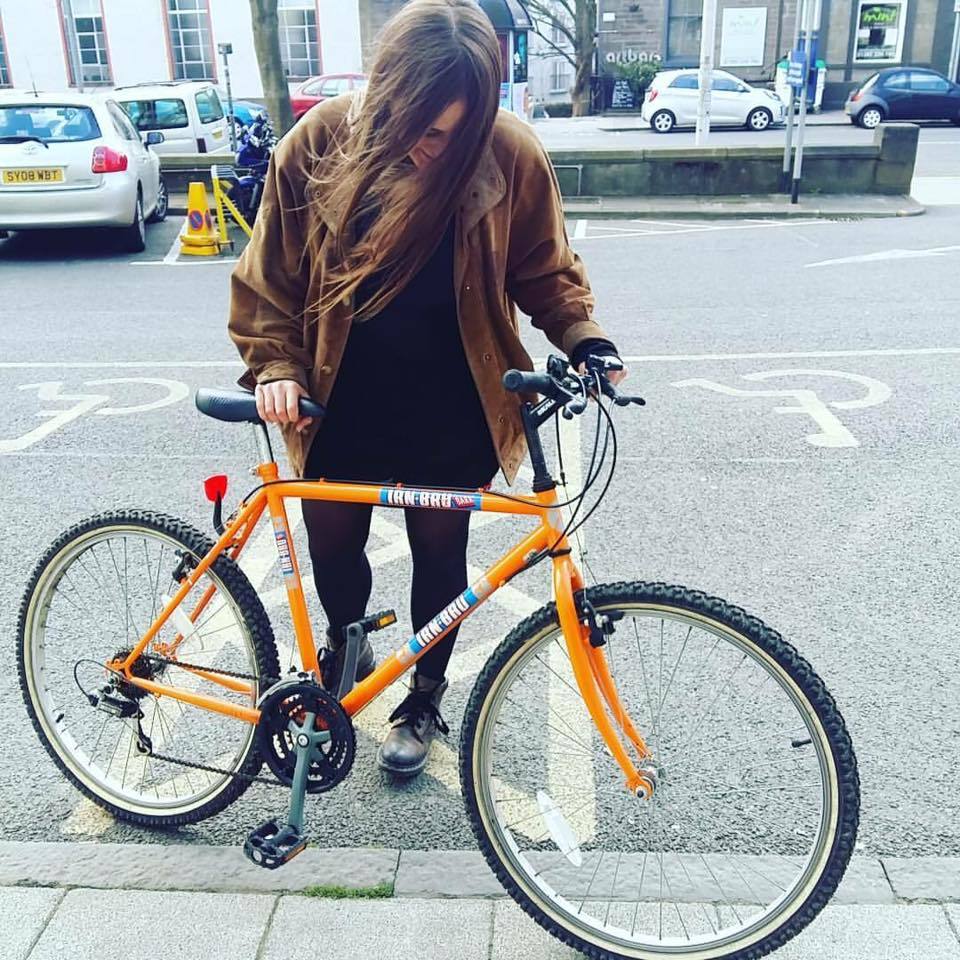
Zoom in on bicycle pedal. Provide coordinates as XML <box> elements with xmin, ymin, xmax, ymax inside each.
<box><xmin>243</xmin><ymin>818</ymin><xmax>307</xmax><ymax>870</ymax></box>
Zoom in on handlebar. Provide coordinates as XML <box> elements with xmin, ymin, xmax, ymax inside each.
<box><xmin>502</xmin><ymin>354</ymin><xmax>645</xmax><ymax>412</ymax></box>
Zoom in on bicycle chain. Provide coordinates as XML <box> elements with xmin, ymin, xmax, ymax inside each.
<box><xmin>132</xmin><ymin>653</ymin><xmax>287</xmax><ymax>788</ymax></box>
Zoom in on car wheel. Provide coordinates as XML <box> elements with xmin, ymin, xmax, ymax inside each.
<box><xmin>147</xmin><ymin>176</ymin><xmax>168</xmax><ymax>224</ymax></box>
<box><xmin>119</xmin><ymin>191</ymin><xmax>146</xmax><ymax>253</ymax></box>
<box><xmin>746</xmin><ymin>107</ymin><xmax>773</xmax><ymax>131</ymax></box>
<box><xmin>857</xmin><ymin>106</ymin><xmax>885</xmax><ymax>129</ymax></box>
<box><xmin>650</xmin><ymin>109</ymin><xmax>675</xmax><ymax>133</ymax></box>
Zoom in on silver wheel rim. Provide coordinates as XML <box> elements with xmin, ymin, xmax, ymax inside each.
<box><xmin>136</xmin><ymin>197</ymin><xmax>144</xmax><ymax>241</ymax></box>
<box><xmin>156</xmin><ymin>182</ymin><xmax>167</xmax><ymax>219</ymax></box>
<box><xmin>654</xmin><ymin>113</ymin><xmax>672</xmax><ymax>132</ymax></box>
<box><xmin>862</xmin><ymin>109</ymin><xmax>881</xmax><ymax>128</ymax></box>
<box><xmin>472</xmin><ymin>603</ymin><xmax>839</xmax><ymax>958</ymax></box>
<box><xmin>750</xmin><ymin>110</ymin><xmax>770</xmax><ymax>130</ymax></box>
<box><xmin>23</xmin><ymin>526</ymin><xmax>261</xmax><ymax>815</ymax></box>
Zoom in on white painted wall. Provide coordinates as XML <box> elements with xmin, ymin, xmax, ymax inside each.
<box><xmin>4</xmin><ymin>0</ymin><xmax>69</xmax><ymax>92</ymax></box>
<box><xmin>0</xmin><ymin>0</ymin><xmax>361</xmax><ymax>98</ymax></box>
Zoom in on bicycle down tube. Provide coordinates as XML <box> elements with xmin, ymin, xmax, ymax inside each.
<box><xmin>110</xmin><ymin>466</ymin><xmax>653</xmax><ymax>794</ymax></box>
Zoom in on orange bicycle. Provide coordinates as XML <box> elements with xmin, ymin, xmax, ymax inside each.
<box><xmin>18</xmin><ymin>355</ymin><xmax>859</xmax><ymax>960</ymax></box>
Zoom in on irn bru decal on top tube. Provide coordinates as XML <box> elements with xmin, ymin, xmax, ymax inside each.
<box><xmin>271</xmin><ymin>516</ymin><xmax>296</xmax><ymax>582</ymax></box>
<box><xmin>396</xmin><ymin>575</ymin><xmax>494</xmax><ymax>665</ymax></box>
<box><xmin>378</xmin><ymin>487</ymin><xmax>482</xmax><ymax>510</ymax></box>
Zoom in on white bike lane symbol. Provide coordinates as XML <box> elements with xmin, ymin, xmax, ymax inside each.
<box><xmin>671</xmin><ymin>369</ymin><xmax>892</xmax><ymax>448</ymax></box>
<box><xmin>0</xmin><ymin>378</ymin><xmax>190</xmax><ymax>454</ymax></box>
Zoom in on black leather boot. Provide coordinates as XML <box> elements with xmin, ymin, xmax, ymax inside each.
<box><xmin>376</xmin><ymin>673</ymin><xmax>449</xmax><ymax>777</ymax></box>
<box><xmin>320</xmin><ymin>626</ymin><xmax>376</xmax><ymax>694</ymax></box>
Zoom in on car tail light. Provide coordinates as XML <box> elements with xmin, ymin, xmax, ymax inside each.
<box><xmin>647</xmin><ymin>89</ymin><xmax>659</xmax><ymax>102</ymax></box>
<box><xmin>850</xmin><ymin>91</ymin><xmax>862</xmax><ymax>102</ymax></box>
<box><xmin>91</xmin><ymin>146</ymin><xmax>128</xmax><ymax>173</ymax></box>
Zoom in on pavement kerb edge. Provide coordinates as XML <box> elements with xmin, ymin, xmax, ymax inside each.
<box><xmin>1</xmin><ymin>842</ymin><xmax>959</xmax><ymax>905</ymax></box>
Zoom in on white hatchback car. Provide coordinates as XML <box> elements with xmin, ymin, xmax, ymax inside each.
<box><xmin>0</xmin><ymin>91</ymin><xmax>167</xmax><ymax>251</ymax></box>
<box><xmin>641</xmin><ymin>69</ymin><xmax>785</xmax><ymax>133</ymax></box>
<box><xmin>113</xmin><ymin>81</ymin><xmax>230</xmax><ymax>155</ymax></box>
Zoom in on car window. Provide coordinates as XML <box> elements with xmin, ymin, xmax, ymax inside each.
<box><xmin>713</xmin><ymin>76</ymin><xmax>741</xmax><ymax>92</ymax></box>
<box><xmin>669</xmin><ymin>75</ymin><xmax>698</xmax><ymax>90</ymax></box>
<box><xmin>0</xmin><ymin>103</ymin><xmax>102</xmax><ymax>142</ymax></box>
<box><xmin>882</xmin><ymin>72</ymin><xmax>909</xmax><ymax>89</ymax></box>
<box><xmin>195</xmin><ymin>88</ymin><xmax>224</xmax><ymax>123</ymax></box>
<box><xmin>319</xmin><ymin>78</ymin><xmax>347</xmax><ymax>97</ymax></box>
<box><xmin>106</xmin><ymin>101</ymin><xmax>138</xmax><ymax>141</ymax></box>
<box><xmin>909</xmin><ymin>72</ymin><xmax>950</xmax><ymax>93</ymax></box>
<box><xmin>119</xmin><ymin>98</ymin><xmax>189</xmax><ymax>130</ymax></box>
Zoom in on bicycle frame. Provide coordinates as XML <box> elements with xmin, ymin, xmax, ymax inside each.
<box><xmin>110</xmin><ymin>432</ymin><xmax>654</xmax><ymax>796</ymax></box>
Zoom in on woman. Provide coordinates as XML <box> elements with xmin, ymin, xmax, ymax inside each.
<box><xmin>228</xmin><ymin>0</ymin><xmax>624</xmax><ymax>778</ymax></box>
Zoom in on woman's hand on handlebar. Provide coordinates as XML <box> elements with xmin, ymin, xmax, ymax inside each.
<box><xmin>255</xmin><ymin>380</ymin><xmax>314</xmax><ymax>434</ymax></box>
<box><xmin>578</xmin><ymin>359</ymin><xmax>628</xmax><ymax>387</ymax></box>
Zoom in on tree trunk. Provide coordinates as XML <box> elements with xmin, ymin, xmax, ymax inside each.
<box><xmin>571</xmin><ymin>0</ymin><xmax>597</xmax><ymax>117</ymax></box>
<box><xmin>248</xmin><ymin>0</ymin><xmax>295</xmax><ymax>136</ymax></box>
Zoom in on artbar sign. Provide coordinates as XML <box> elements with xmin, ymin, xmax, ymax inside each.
<box><xmin>854</xmin><ymin>1</ymin><xmax>907</xmax><ymax>62</ymax></box>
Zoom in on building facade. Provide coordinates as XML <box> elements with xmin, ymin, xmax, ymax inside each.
<box><xmin>597</xmin><ymin>0</ymin><xmax>960</xmax><ymax>107</ymax></box>
<box><xmin>0</xmin><ymin>0</ymin><xmax>362</xmax><ymax>98</ymax></box>
<box><xmin>527</xmin><ymin>1</ymin><xmax>574</xmax><ymax>108</ymax></box>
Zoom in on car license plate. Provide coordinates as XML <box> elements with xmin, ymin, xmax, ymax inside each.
<box><xmin>2</xmin><ymin>168</ymin><xmax>64</xmax><ymax>184</ymax></box>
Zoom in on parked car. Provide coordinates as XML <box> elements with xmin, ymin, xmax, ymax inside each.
<box><xmin>113</xmin><ymin>80</ymin><xmax>230</xmax><ymax>154</ymax></box>
<box><xmin>845</xmin><ymin>68</ymin><xmax>960</xmax><ymax>129</ymax></box>
<box><xmin>0</xmin><ymin>91</ymin><xmax>167</xmax><ymax>251</ymax></box>
<box><xmin>290</xmin><ymin>73</ymin><xmax>367</xmax><ymax>120</ymax></box>
<box><xmin>641</xmin><ymin>69</ymin><xmax>785</xmax><ymax>133</ymax></box>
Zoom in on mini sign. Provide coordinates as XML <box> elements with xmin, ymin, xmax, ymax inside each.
<box><xmin>787</xmin><ymin>50</ymin><xmax>808</xmax><ymax>88</ymax></box>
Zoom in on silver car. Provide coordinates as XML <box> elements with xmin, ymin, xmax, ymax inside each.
<box><xmin>0</xmin><ymin>91</ymin><xmax>167</xmax><ymax>252</ymax></box>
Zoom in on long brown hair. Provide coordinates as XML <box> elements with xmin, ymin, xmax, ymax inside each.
<box><xmin>308</xmin><ymin>0</ymin><xmax>502</xmax><ymax>322</ymax></box>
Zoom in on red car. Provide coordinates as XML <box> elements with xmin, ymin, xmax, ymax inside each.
<box><xmin>290</xmin><ymin>74</ymin><xmax>367</xmax><ymax>120</ymax></box>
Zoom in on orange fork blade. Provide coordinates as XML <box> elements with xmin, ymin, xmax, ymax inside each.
<box><xmin>586</xmin><ymin>643</ymin><xmax>652</xmax><ymax>761</ymax></box>
<box><xmin>554</xmin><ymin>557</ymin><xmax>655</xmax><ymax>799</ymax></box>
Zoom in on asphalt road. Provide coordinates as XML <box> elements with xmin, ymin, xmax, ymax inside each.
<box><xmin>1</xmin><ymin>188</ymin><xmax>959</xmax><ymax>861</ymax></box>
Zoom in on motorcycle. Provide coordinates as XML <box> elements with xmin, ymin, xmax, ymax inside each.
<box><xmin>227</xmin><ymin>112</ymin><xmax>276</xmax><ymax>225</ymax></box>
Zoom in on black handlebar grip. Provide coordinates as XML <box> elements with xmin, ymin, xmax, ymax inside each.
<box><xmin>502</xmin><ymin>369</ymin><xmax>558</xmax><ymax>395</ymax></box>
<box><xmin>298</xmin><ymin>397</ymin><xmax>326</xmax><ymax>419</ymax></box>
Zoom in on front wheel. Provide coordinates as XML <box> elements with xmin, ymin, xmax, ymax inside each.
<box><xmin>461</xmin><ymin>581</ymin><xmax>859</xmax><ymax>960</ymax></box>
<box><xmin>118</xmin><ymin>191</ymin><xmax>146</xmax><ymax>253</ymax></box>
<box><xmin>746</xmin><ymin>108</ymin><xmax>773</xmax><ymax>132</ymax></box>
<box><xmin>17</xmin><ymin>510</ymin><xmax>280</xmax><ymax>827</ymax></box>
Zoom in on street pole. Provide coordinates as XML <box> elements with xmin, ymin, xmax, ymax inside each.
<box><xmin>791</xmin><ymin>0</ymin><xmax>818</xmax><ymax>204</ymax></box>
<box><xmin>781</xmin><ymin>0</ymin><xmax>804</xmax><ymax>191</ymax></box>
<box><xmin>695</xmin><ymin>0</ymin><xmax>717</xmax><ymax>145</ymax></box>
<box><xmin>949</xmin><ymin>1</ymin><xmax>960</xmax><ymax>85</ymax></box>
<box><xmin>219</xmin><ymin>43</ymin><xmax>237</xmax><ymax>153</ymax></box>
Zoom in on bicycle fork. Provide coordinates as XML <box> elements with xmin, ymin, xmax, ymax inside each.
<box><xmin>553</xmin><ymin>556</ymin><xmax>658</xmax><ymax>799</ymax></box>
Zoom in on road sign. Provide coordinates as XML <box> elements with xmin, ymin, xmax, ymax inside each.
<box><xmin>788</xmin><ymin>49</ymin><xmax>808</xmax><ymax>88</ymax></box>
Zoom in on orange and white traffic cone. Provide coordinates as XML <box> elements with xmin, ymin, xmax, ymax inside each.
<box><xmin>179</xmin><ymin>181</ymin><xmax>220</xmax><ymax>256</ymax></box>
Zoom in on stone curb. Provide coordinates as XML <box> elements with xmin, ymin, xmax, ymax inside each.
<box><xmin>167</xmin><ymin>193</ymin><xmax>924</xmax><ymax>221</ymax></box>
<box><xmin>1</xmin><ymin>842</ymin><xmax>958</xmax><ymax>904</ymax></box>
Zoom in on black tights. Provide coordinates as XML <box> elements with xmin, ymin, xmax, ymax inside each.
<box><xmin>302</xmin><ymin>500</ymin><xmax>471</xmax><ymax>681</ymax></box>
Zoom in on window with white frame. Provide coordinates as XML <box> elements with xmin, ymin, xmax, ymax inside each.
<box><xmin>279</xmin><ymin>0</ymin><xmax>320</xmax><ymax>79</ymax></box>
<box><xmin>550</xmin><ymin>59</ymin><xmax>570</xmax><ymax>93</ymax></box>
<box><xmin>62</xmin><ymin>0</ymin><xmax>112</xmax><ymax>85</ymax></box>
<box><xmin>667</xmin><ymin>0</ymin><xmax>702</xmax><ymax>62</ymax></box>
<box><xmin>166</xmin><ymin>0</ymin><xmax>215</xmax><ymax>81</ymax></box>
<box><xmin>0</xmin><ymin>15</ymin><xmax>9</xmax><ymax>87</ymax></box>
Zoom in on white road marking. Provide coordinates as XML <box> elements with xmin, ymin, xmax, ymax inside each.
<box><xmin>806</xmin><ymin>245</ymin><xmax>960</xmax><ymax>268</ymax></box>
<box><xmin>672</xmin><ymin>369</ymin><xmax>892</xmax><ymax>448</ymax></box>
<box><xmin>162</xmin><ymin>230</ymin><xmax>181</xmax><ymax>265</ymax></box>
<box><xmin>7</xmin><ymin>346</ymin><xmax>960</xmax><ymax>373</ymax></box>
<box><xmin>572</xmin><ymin>220</ymin><xmax>826</xmax><ymax>241</ymax></box>
<box><xmin>130</xmin><ymin>258</ymin><xmax>240</xmax><ymax>266</ymax></box>
<box><xmin>573</xmin><ymin>219</ymin><xmax>588</xmax><ymax>239</ymax></box>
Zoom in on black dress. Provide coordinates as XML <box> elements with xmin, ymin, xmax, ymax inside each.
<box><xmin>305</xmin><ymin>214</ymin><xmax>501</xmax><ymax>489</ymax></box>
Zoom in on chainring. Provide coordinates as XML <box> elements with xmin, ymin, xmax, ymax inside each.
<box><xmin>256</xmin><ymin>678</ymin><xmax>355</xmax><ymax>793</ymax></box>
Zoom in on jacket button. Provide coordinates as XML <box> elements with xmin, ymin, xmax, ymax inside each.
<box><xmin>465</xmin><ymin>284</ymin><xmax>471</xmax><ymax>292</ymax></box>
<box><xmin>319</xmin><ymin>364</ymin><xmax>333</xmax><ymax>375</ymax></box>
<box><xmin>483</xmin><ymin>353</ymin><xmax>492</xmax><ymax>362</ymax></box>
<box><xmin>497</xmin><ymin>415</ymin><xmax>505</xmax><ymax>424</ymax></box>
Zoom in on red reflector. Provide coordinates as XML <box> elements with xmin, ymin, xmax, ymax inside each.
<box><xmin>91</xmin><ymin>146</ymin><xmax>128</xmax><ymax>173</ymax></box>
<box><xmin>851</xmin><ymin>91</ymin><xmax>862</xmax><ymax>102</ymax></box>
<box><xmin>204</xmin><ymin>474</ymin><xmax>228</xmax><ymax>502</ymax></box>
<box><xmin>648</xmin><ymin>89</ymin><xmax>659</xmax><ymax>102</ymax></box>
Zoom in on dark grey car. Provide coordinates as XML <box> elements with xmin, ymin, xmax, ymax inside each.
<box><xmin>845</xmin><ymin>68</ymin><xmax>960</xmax><ymax>129</ymax></box>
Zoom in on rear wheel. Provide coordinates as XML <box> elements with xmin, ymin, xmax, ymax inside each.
<box><xmin>857</xmin><ymin>106</ymin><xmax>884</xmax><ymax>129</ymax></box>
<box><xmin>650</xmin><ymin>110</ymin><xmax>675</xmax><ymax>134</ymax></box>
<box><xmin>18</xmin><ymin>511</ymin><xmax>280</xmax><ymax>827</ymax></box>
<box><xmin>118</xmin><ymin>190</ymin><xmax>145</xmax><ymax>252</ymax></box>
<box><xmin>462</xmin><ymin>581</ymin><xmax>859</xmax><ymax>960</ymax></box>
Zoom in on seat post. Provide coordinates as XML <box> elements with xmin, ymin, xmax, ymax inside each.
<box><xmin>252</xmin><ymin>422</ymin><xmax>274</xmax><ymax>464</ymax></box>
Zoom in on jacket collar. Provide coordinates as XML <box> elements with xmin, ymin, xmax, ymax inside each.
<box><xmin>311</xmin><ymin>138</ymin><xmax>506</xmax><ymax>236</ymax></box>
